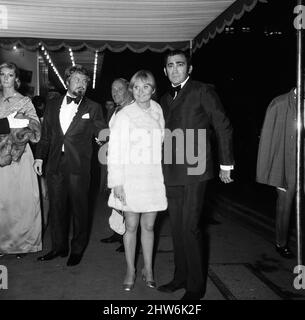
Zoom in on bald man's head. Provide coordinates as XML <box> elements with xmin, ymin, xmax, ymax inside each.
<box><xmin>111</xmin><ymin>78</ymin><xmax>132</xmax><ymax>106</ymax></box>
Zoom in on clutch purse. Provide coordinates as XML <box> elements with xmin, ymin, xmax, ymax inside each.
<box><xmin>108</xmin><ymin>190</ymin><xmax>125</xmax><ymax>211</ymax></box>
<box><xmin>109</xmin><ymin>209</ymin><xmax>125</xmax><ymax>235</ymax></box>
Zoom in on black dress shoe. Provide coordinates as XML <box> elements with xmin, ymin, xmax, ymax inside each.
<box><xmin>181</xmin><ymin>291</ymin><xmax>203</xmax><ymax>300</ymax></box>
<box><xmin>100</xmin><ymin>233</ymin><xmax>122</xmax><ymax>243</ymax></box>
<box><xmin>37</xmin><ymin>250</ymin><xmax>68</xmax><ymax>261</ymax></box>
<box><xmin>275</xmin><ymin>244</ymin><xmax>294</xmax><ymax>259</ymax></box>
<box><xmin>66</xmin><ymin>254</ymin><xmax>82</xmax><ymax>266</ymax></box>
<box><xmin>157</xmin><ymin>281</ymin><xmax>185</xmax><ymax>293</ymax></box>
<box><xmin>116</xmin><ymin>244</ymin><xmax>125</xmax><ymax>252</ymax></box>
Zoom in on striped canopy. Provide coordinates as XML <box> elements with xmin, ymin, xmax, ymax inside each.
<box><xmin>0</xmin><ymin>0</ymin><xmax>265</xmax><ymax>52</ymax></box>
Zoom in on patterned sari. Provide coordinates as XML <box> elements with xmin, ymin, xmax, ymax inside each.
<box><xmin>0</xmin><ymin>95</ymin><xmax>42</xmax><ymax>254</ymax></box>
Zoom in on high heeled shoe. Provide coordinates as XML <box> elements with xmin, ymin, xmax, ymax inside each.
<box><xmin>123</xmin><ymin>273</ymin><xmax>136</xmax><ymax>291</ymax></box>
<box><xmin>141</xmin><ymin>269</ymin><xmax>156</xmax><ymax>289</ymax></box>
<box><xmin>123</xmin><ymin>282</ymin><xmax>135</xmax><ymax>291</ymax></box>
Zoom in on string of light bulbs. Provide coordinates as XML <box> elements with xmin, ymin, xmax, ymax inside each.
<box><xmin>92</xmin><ymin>51</ymin><xmax>98</xmax><ymax>89</ymax></box>
<box><xmin>69</xmin><ymin>47</ymin><xmax>75</xmax><ymax>66</ymax></box>
<box><xmin>40</xmin><ymin>44</ymin><xmax>66</xmax><ymax>90</ymax></box>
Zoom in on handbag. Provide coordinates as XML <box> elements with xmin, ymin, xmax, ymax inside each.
<box><xmin>108</xmin><ymin>190</ymin><xmax>125</xmax><ymax>211</ymax></box>
<box><xmin>109</xmin><ymin>209</ymin><xmax>126</xmax><ymax>235</ymax></box>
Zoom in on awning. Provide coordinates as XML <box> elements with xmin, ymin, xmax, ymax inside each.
<box><xmin>0</xmin><ymin>0</ymin><xmax>266</xmax><ymax>53</ymax></box>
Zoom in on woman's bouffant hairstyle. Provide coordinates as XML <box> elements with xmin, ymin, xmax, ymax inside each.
<box><xmin>129</xmin><ymin>70</ymin><xmax>156</xmax><ymax>92</ymax></box>
<box><xmin>0</xmin><ymin>62</ymin><xmax>21</xmax><ymax>89</ymax></box>
<box><xmin>64</xmin><ymin>64</ymin><xmax>91</xmax><ymax>84</ymax></box>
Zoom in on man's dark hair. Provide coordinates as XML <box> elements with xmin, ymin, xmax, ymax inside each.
<box><xmin>64</xmin><ymin>64</ymin><xmax>90</xmax><ymax>83</ymax></box>
<box><xmin>164</xmin><ymin>50</ymin><xmax>192</xmax><ymax>68</ymax></box>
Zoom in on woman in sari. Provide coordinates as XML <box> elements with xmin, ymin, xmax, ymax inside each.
<box><xmin>0</xmin><ymin>62</ymin><xmax>42</xmax><ymax>258</ymax></box>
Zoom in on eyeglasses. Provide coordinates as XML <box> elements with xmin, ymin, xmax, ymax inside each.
<box><xmin>71</xmin><ymin>77</ymin><xmax>89</xmax><ymax>85</ymax></box>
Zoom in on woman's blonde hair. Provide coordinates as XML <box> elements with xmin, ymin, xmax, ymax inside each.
<box><xmin>129</xmin><ymin>70</ymin><xmax>156</xmax><ymax>91</ymax></box>
<box><xmin>0</xmin><ymin>62</ymin><xmax>21</xmax><ymax>89</ymax></box>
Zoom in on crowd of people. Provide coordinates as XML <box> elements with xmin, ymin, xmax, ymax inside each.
<box><xmin>0</xmin><ymin>49</ymin><xmax>297</xmax><ymax>300</ymax></box>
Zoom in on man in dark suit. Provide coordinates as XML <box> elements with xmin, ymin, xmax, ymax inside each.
<box><xmin>157</xmin><ymin>50</ymin><xmax>234</xmax><ymax>300</ymax></box>
<box><xmin>33</xmin><ymin>65</ymin><xmax>106</xmax><ymax>266</ymax></box>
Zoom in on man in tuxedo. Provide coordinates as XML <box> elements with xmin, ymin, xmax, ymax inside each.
<box><xmin>33</xmin><ymin>65</ymin><xmax>106</xmax><ymax>266</ymax></box>
<box><xmin>99</xmin><ymin>78</ymin><xmax>133</xmax><ymax>252</ymax></box>
<box><xmin>158</xmin><ymin>50</ymin><xmax>234</xmax><ymax>300</ymax></box>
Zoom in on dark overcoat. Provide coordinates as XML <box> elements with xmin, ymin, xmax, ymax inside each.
<box><xmin>256</xmin><ymin>89</ymin><xmax>297</xmax><ymax>189</ymax></box>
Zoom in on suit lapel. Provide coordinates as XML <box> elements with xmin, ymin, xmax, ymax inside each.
<box><xmin>165</xmin><ymin>79</ymin><xmax>192</xmax><ymax>121</ymax></box>
<box><xmin>169</xmin><ymin>79</ymin><xmax>191</xmax><ymax>109</ymax></box>
<box><xmin>107</xmin><ymin>107</ymin><xmax>116</xmax><ymax>124</ymax></box>
<box><xmin>55</xmin><ymin>96</ymin><xmax>65</xmax><ymax>136</ymax></box>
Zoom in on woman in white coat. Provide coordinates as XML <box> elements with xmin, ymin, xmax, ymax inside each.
<box><xmin>107</xmin><ymin>70</ymin><xmax>167</xmax><ymax>290</ymax></box>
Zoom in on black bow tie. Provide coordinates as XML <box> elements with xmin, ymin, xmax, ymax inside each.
<box><xmin>66</xmin><ymin>95</ymin><xmax>82</xmax><ymax>104</ymax></box>
<box><xmin>170</xmin><ymin>84</ymin><xmax>181</xmax><ymax>98</ymax></box>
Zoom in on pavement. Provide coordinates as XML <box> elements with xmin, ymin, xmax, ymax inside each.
<box><xmin>0</xmin><ymin>181</ymin><xmax>304</xmax><ymax>301</ymax></box>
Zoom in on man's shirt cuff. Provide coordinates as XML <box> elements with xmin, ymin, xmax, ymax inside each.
<box><xmin>220</xmin><ymin>165</ymin><xmax>234</xmax><ymax>170</ymax></box>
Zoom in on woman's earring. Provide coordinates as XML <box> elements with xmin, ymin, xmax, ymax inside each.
<box><xmin>15</xmin><ymin>78</ymin><xmax>21</xmax><ymax>89</ymax></box>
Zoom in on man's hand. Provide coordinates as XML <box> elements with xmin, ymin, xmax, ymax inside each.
<box><xmin>33</xmin><ymin>159</ymin><xmax>43</xmax><ymax>176</ymax></box>
<box><xmin>7</xmin><ymin>111</ymin><xmax>29</xmax><ymax>128</ymax></box>
<box><xmin>113</xmin><ymin>185</ymin><xmax>126</xmax><ymax>205</ymax></box>
<box><xmin>219</xmin><ymin>169</ymin><xmax>233</xmax><ymax>184</ymax></box>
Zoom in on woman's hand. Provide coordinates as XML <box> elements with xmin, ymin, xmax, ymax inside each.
<box><xmin>7</xmin><ymin>111</ymin><xmax>29</xmax><ymax>128</ymax></box>
<box><xmin>113</xmin><ymin>185</ymin><xmax>126</xmax><ymax>205</ymax></box>
<box><xmin>33</xmin><ymin>159</ymin><xmax>43</xmax><ymax>176</ymax></box>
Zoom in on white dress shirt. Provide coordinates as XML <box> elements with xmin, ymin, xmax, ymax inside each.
<box><xmin>59</xmin><ymin>95</ymin><xmax>81</xmax><ymax>151</ymax></box>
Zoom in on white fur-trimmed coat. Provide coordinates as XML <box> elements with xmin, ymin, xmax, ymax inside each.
<box><xmin>107</xmin><ymin>100</ymin><xmax>167</xmax><ymax>213</ymax></box>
